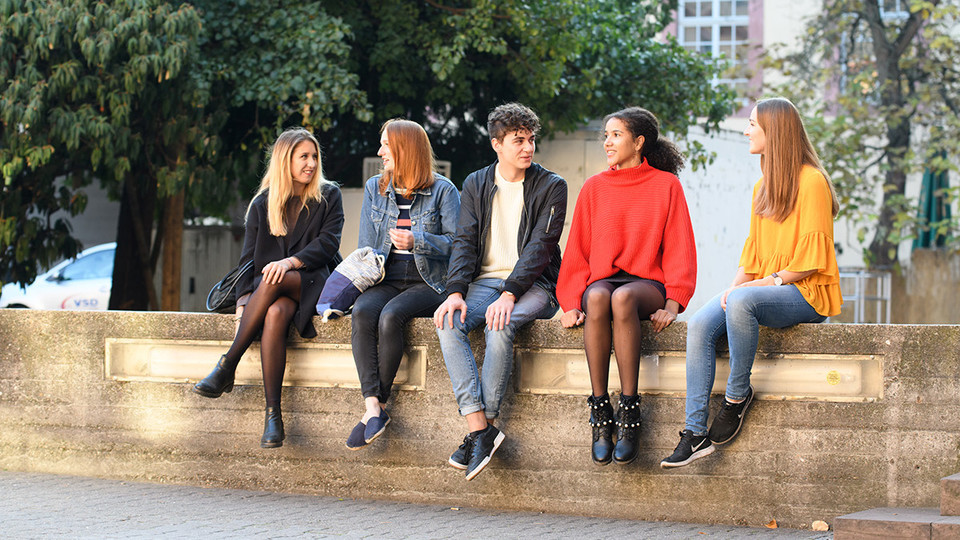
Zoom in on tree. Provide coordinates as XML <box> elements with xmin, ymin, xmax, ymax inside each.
<box><xmin>1</xmin><ymin>0</ymin><xmax>212</xmax><ymax>311</ymax></box>
<box><xmin>316</xmin><ymin>0</ymin><xmax>737</xmax><ymax>185</ymax></box>
<box><xmin>770</xmin><ymin>0</ymin><xmax>960</xmax><ymax>267</ymax></box>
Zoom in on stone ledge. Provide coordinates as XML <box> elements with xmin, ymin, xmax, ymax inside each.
<box><xmin>1</xmin><ymin>309</ymin><xmax>959</xmax><ymax>530</ymax></box>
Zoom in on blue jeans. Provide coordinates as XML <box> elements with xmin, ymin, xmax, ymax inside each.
<box><xmin>437</xmin><ymin>278</ymin><xmax>556</xmax><ymax>419</ymax></box>
<box><xmin>684</xmin><ymin>285</ymin><xmax>826</xmax><ymax>435</ymax></box>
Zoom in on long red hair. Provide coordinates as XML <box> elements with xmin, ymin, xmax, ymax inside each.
<box><xmin>379</xmin><ymin>119</ymin><xmax>436</xmax><ymax>197</ymax></box>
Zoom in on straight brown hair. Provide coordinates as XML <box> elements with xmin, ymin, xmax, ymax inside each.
<box><xmin>379</xmin><ymin>119</ymin><xmax>436</xmax><ymax>197</ymax></box>
<box><xmin>753</xmin><ymin>97</ymin><xmax>839</xmax><ymax>222</ymax></box>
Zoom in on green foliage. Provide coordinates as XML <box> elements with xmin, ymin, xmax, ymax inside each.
<box><xmin>316</xmin><ymin>0</ymin><xmax>736</xmax><ymax>183</ymax></box>
<box><xmin>768</xmin><ymin>0</ymin><xmax>960</xmax><ymax>267</ymax></box>
<box><xmin>0</xmin><ymin>0</ymin><xmax>207</xmax><ymax>287</ymax></box>
<box><xmin>190</xmin><ymin>0</ymin><xmax>372</xmax><ymax>202</ymax></box>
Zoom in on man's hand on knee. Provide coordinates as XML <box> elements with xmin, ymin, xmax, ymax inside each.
<box><xmin>485</xmin><ymin>292</ymin><xmax>515</xmax><ymax>331</ymax></box>
<box><xmin>435</xmin><ymin>293</ymin><xmax>468</xmax><ymax>329</ymax></box>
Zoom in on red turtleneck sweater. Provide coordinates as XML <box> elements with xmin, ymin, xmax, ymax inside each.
<box><xmin>557</xmin><ymin>160</ymin><xmax>697</xmax><ymax>312</ymax></box>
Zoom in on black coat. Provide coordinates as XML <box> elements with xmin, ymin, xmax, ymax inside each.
<box><xmin>445</xmin><ymin>161</ymin><xmax>567</xmax><ymax>300</ymax></box>
<box><xmin>236</xmin><ymin>184</ymin><xmax>344</xmax><ymax>338</ymax></box>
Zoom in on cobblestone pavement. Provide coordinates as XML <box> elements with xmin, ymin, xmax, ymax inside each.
<box><xmin>0</xmin><ymin>471</ymin><xmax>833</xmax><ymax>539</ymax></box>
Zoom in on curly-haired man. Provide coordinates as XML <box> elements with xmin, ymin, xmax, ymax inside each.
<box><xmin>434</xmin><ymin>103</ymin><xmax>568</xmax><ymax>480</ymax></box>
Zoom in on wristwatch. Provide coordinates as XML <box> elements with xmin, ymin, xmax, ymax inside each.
<box><xmin>771</xmin><ymin>272</ymin><xmax>783</xmax><ymax>286</ymax></box>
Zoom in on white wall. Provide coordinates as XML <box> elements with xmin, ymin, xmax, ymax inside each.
<box><xmin>50</xmin><ymin>180</ymin><xmax>120</xmax><ymax>251</ymax></box>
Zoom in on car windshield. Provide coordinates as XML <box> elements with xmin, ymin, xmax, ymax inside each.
<box><xmin>60</xmin><ymin>250</ymin><xmax>115</xmax><ymax>280</ymax></box>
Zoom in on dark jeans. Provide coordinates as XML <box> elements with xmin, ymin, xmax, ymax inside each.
<box><xmin>351</xmin><ymin>260</ymin><xmax>445</xmax><ymax>403</ymax></box>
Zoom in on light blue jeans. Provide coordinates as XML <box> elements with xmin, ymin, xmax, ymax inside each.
<box><xmin>437</xmin><ymin>278</ymin><xmax>556</xmax><ymax>419</ymax></box>
<box><xmin>684</xmin><ymin>285</ymin><xmax>826</xmax><ymax>435</ymax></box>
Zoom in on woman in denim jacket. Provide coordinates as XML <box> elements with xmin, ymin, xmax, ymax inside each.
<box><xmin>346</xmin><ymin>119</ymin><xmax>460</xmax><ymax>449</ymax></box>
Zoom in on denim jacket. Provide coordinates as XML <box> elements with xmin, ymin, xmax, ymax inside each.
<box><xmin>358</xmin><ymin>173</ymin><xmax>461</xmax><ymax>293</ymax></box>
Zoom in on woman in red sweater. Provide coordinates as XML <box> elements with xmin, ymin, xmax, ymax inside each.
<box><xmin>557</xmin><ymin>107</ymin><xmax>697</xmax><ymax>465</ymax></box>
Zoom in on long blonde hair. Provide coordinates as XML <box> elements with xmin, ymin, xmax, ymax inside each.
<box><xmin>753</xmin><ymin>97</ymin><xmax>839</xmax><ymax>222</ymax></box>
<box><xmin>248</xmin><ymin>127</ymin><xmax>331</xmax><ymax>236</ymax></box>
<box><xmin>378</xmin><ymin>119</ymin><xmax>436</xmax><ymax>197</ymax></box>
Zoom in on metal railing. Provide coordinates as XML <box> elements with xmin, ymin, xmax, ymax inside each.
<box><xmin>837</xmin><ymin>268</ymin><xmax>892</xmax><ymax>323</ymax></box>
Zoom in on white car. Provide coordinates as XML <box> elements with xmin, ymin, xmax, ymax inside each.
<box><xmin>0</xmin><ymin>243</ymin><xmax>116</xmax><ymax>310</ymax></box>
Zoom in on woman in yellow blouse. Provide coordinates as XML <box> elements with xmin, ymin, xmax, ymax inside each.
<box><xmin>661</xmin><ymin>97</ymin><xmax>842</xmax><ymax>468</ymax></box>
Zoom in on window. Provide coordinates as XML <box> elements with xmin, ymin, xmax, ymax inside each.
<box><xmin>60</xmin><ymin>249</ymin><xmax>115</xmax><ymax>281</ymax></box>
<box><xmin>880</xmin><ymin>0</ymin><xmax>909</xmax><ymax>19</ymax></box>
<box><xmin>678</xmin><ymin>0</ymin><xmax>751</xmax><ymax>94</ymax></box>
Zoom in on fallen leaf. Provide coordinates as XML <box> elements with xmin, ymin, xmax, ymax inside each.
<box><xmin>812</xmin><ymin>520</ymin><xmax>829</xmax><ymax>531</ymax></box>
<box><xmin>765</xmin><ymin>519</ymin><xmax>778</xmax><ymax>529</ymax></box>
<box><xmin>450</xmin><ymin>507</ymin><xmax>460</xmax><ymax>511</ymax></box>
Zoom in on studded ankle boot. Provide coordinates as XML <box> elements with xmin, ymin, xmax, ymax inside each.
<box><xmin>587</xmin><ymin>394</ymin><xmax>615</xmax><ymax>465</ymax></box>
<box><xmin>193</xmin><ymin>354</ymin><xmax>239</xmax><ymax>398</ymax></box>
<box><xmin>614</xmin><ymin>394</ymin><xmax>642</xmax><ymax>464</ymax></box>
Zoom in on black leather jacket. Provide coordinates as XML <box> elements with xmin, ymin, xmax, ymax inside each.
<box><xmin>444</xmin><ymin>161</ymin><xmax>567</xmax><ymax>301</ymax></box>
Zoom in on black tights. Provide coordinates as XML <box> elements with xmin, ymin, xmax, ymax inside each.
<box><xmin>225</xmin><ymin>272</ymin><xmax>301</xmax><ymax>408</ymax></box>
<box><xmin>582</xmin><ymin>280</ymin><xmax>665</xmax><ymax>396</ymax></box>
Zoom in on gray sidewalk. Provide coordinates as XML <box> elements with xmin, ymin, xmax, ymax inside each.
<box><xmin>0</xmin><ymin>471</ymin><xmax>833</xmax><ymax>539</ymax></box>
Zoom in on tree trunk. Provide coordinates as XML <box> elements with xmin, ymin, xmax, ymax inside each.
<box><xmin>108</xmin><ymin>177</ymin><xmax>159</xmax><ymax>311</ymax></box>
<box><xmin>868</xmin><ymin>121</ymin><xmax>910</xmax><ymax>268</ymax></box>
<box><xmin>160</xmin><ymin>189</ymin><xmax>184</xmax><ymax>311</ymax></box>
<box><xmin>863</xmin><ymin>0</ymin><xmax>907</xmax><ymax>268</ymax></box>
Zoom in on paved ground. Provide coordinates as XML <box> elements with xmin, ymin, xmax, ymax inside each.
<box><xmin>0</xmin><ymin>471</ymin><xmax>833</xmax><ymax>539</ymax></box>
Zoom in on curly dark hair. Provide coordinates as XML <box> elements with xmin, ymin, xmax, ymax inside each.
<box><xmin>603</xmin><ymin>107</ymin><xmax>685</xmax><ymax>176</ymax></box>
<box><xmin>487</xmin><ymin>102</ymin><xmax>541</xmax><ymax>141</ymax></box>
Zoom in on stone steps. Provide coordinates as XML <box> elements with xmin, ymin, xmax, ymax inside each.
<box><xmin>834</xmin><ymin>474</ymin><xmax>960</xmax><ymax>539</ymax></box>
<box><xmin>942</xmin><ymin>473</ymin><xmax>960</xmax><ymax>516</ymax></box>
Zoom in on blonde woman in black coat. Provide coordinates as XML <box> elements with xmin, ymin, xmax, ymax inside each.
<box><xmin>194</xmin><ymin>127</ymin><xmax>344</xmax><ymax>448</ymax></box>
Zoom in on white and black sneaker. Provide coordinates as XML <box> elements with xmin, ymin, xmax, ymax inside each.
<box><xmin>708</xmin><ymin>385</ymin><xmax>754</xmax><ymax>445</ymax></box>
<box><xmin>448</xmin><ymin>435</ymin><xmax>471</xmax><ymax>470</ymax></box>
<box><xmin>660</xmin><ymin>430</ymin><xmax>715</xmax><ymax>468</ymax></box>
<box><xmin>465</xmin><ymin>425</ymin><xmax>505</xmax><ymax>481</ymax></box>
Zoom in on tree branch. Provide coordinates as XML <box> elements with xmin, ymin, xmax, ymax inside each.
<box><xmin>939</xmin><ymin>83</ymin><xmax>959</xmax><ymax>115</ymax></box>
<box><xmin>893</xmin><ymin>0</ymin><xmax>939</xmax><ymax>59</ymax></box>
<box><xmin>859</xmin><ymin>149</ymin><xmax>889</xmax><ymax>174</ymax></box>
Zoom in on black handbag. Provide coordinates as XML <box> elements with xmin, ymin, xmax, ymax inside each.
<box><xmin>206</xmin><ymin>260</ymin><xmax>254</xmax><ymax>313</ymax></box>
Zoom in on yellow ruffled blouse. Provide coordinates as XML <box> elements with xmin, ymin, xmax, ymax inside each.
<box><xmin>738</xmin><ymin>165</ymin><xmax>842</xmax><ymax>317</ymax></box>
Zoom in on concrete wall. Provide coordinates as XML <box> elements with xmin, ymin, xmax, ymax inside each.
<box><xmin>891</xmin><ymin>249</ymin><xmax>960</xmax><ymax>324</ymax></box>
<box><xmin>1</xmin><ymin>309</ymin><xmax>958</xmax><ymax>529</ymax></box>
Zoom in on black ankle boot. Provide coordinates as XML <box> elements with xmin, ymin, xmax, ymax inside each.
<box><xmin>614</xmin><ymin>394</ymin><xmax>642</xmax><ymax>464</ymax></box>
<box><xmin>193</xmin><ymin>354</ymin><xmax>238</xmax><ymax>398</ymax></box>
<box><xmin>260</xmin><ymin>406</ymin><xmax>284</xmax><ymax>448</ymax></box>
<box><xmin>588</xmin><ymin>394</ymin><xmax>615</xmax><ymax>465</ymax></box>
